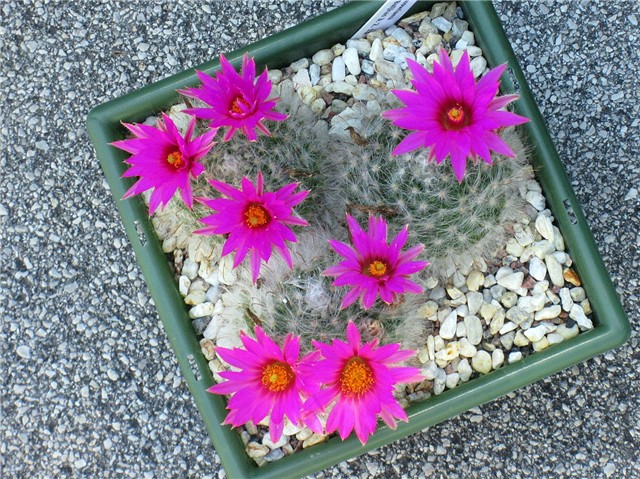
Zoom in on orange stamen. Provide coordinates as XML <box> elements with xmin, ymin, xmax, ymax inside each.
<box><xmin>231</xmin><ymin>96</ymin><xmax>250</xmax><ymax>114</ymax></box>
<box><xmin>367</xmin><ymin>260</ymin><xmax>388</xmax><ymax>278</ymax></box>
<box><xmin>261</xmin><ymin>361</ymin><xmax>295</xmax><ymax>392</ymax></box>
<box><xmin>244</xmin><ymin>204</ymin><xmax>270</xmax><ymax>228</ymax></box>
<box><xmin>446</xmin><ymin>105</ymin><xmax>465</xmax><ymax>124</ymax></box>
<box><xmin>340</xmin><ymin>357</ymin><xmax>374</xmax><ymax>397</ymax></box>
<box><xmin>166</xmin><ymin>151</ymin><xmax>185</xmax><ymax>169</ymax></box>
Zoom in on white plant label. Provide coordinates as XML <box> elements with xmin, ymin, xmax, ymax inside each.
<box><xmin>351</xmin><ymin>0</ymin><xmax>418</xmax><ymax>39</ymax></box>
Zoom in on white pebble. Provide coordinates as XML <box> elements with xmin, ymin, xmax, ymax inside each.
<box><xmin>178</xmin><ymin>275</ymin><xmax>191</xmax><ymax>296</ymax></box>
<box><xmin>247</xmin><ymin>442</ymin><xmax>269</xmax><ymax>458</ymax></box>
<box><xmin>489</xmin><ymin>310</ymin><xmax>505</xmax><ymax>335</ymax></box>
<box><xmin>559</xmin><ymin>288</ymin><xmax>574</xmax><ymax>312</ymax></box>
<box><xmin>329</xmin><ymin>81</ymin><xmax>354</xmax><ymax>95</ymax></box>
<box><xmin>290</xmin><ymin>57</ymin><xmax>309</xmax><ymax>71</ymax></box>
<box><xmin>469</xmin><ymin>56</ymin><xmax>487</xmax><ymax>78</ymax></box>
<box><xmin>535</xmin><ymin>214</ymin><xmax>555</xmax><ymax>242</ymax></box>
<box><xmin>466</xmin><ymin>291</ymin><xmax>483</xmax><ymax>315</ymax></box>
<box><xmin>346</xmin><ymin>38</ymin><xmax>371</xmax><ymax>56</ymax></box>
<box><xmin>534</xmin><ymin>305</ymin><xmax>561</xmax><ymax>321</ymax></box>
<box><xmin>309</xmin><ymin>63</ymin><xmax>320</xmax><ymax>85</ymax></box>
<box><xmin>528</xmin><ymin>257</ymin><xmax>547</xmax><ymax>282</ymax></box>
<box><xmin>182</xmin><ymin>257</ymin><xmax>198</xmax><ymax>279</ymax></box>
<box><xmin>556</xmin><ymin>323</ymin><xmax>579</xmax><ymax>340</ymax></box>
<box><xmin>547</xmin><ymin>333</ymin><xmax>564</xmax><ymax>345</ymax></box>
<box><xmin>189</xmin><ymin>302</ymin><xmax>215</xmax><ymax>319</ymax></box>
<box><xmin>466</xmin><ymin>46</ymin><xmax>483</xmax><ymax>57</ymax></box>
<box><xmin>526</xmin><ymin>190</ymin><xmax>546</xmax><ymax>211</ymax></box>
<box><xmin>331</xmin><ymin>56</ymin><xmax>346</xmax><ymax>82</ymax></box>
<box><xmin>506</xmin><ymin>238</ymin><xmax>524</xmax><ymax>257</ymax></box>
<box><xmin>445</xmin><ymin>373</ymin><xmax>460</xmax><ymax>389</ymax></box>
<box><xmin>532</xmin><ymin>240</ymin><xmax>556</xmax><ymax>260</ymax></box>
<box><xmin>569</xmin><ymin>304</ymin><xmax>593</xmax><ymax>330</ymax></box>
<box><xmin>292</xmin><ymin>69</ymin><xmax>311</xmax><ymax>88</ymax></box>
<box><xmin>466</xmin><ymin>270</ymin><xmax>484</xmax><ymax>291</ymax></box>
<box><xmin>369</xmin><ymin>38</ymin><xmax>384</xmax><ymax>61</ymax></box>
<box><xmin>342</xmin><ymin>47</ymin><xmax>361</xmax><ymax>75</ymax></box>
<box><xmin>497</xmin><ymin>271</ymin><xmax>524</xmax><ymax>292</ymax></box>
<box><xmin>513</xmin><ymin>330</ymin><xmax>530</xmax><ymax>347</ymax></box>
<box><xmin>184</xmin><ymin>290</ymin><xmax>206</xmax><ymax>306</ymax></box>
<box><xmin>545</xmin><ymin>255</ymin><xmax>564</xmax><ymax>287</ymax></box>
<box><xmin>431</xmin><ymin>16</ymin><xmax>452</xmax><ymax>33</ymax></box>
<box><xmin>464</xmin><ymin>315</ymin><xmax>483</xmax><ymax>345</ymax></box>
<box><xmin>421</xmin><ymin>361</ymin><xmax>438</xmax><ymax>380</ymax></box>
<box><xmin>374</xmin><ymin>59</ymin><xmax>404</xmax><ymax>83</ymax></box>
<box><xmin>491</xmin><ymin>349</ymin><xmax>505</xmax><ymax>369</ymax></box>
<box><xmin>508</xmin><ymin>351</ymin><xmax>523</xmax><ymax>363</ymax></box>
<box><xmin>471</xmin><ymin>350</ymin><xmax>492</xmax><ymax>374</ymax></box>
<box><xmin>268</xmin><ymin>69</ymin><xmax>283</xmax><ymax>84</ymax></box>
<box><xmin>311</xmin><ymin>49</ymin><xmax>334</xmax><ymax>66</ymax></box>
<box><xmin>421</xmin><ymin>33</ymin><xmax>443</xmax><ymax>54</ymax></box>
<box><xmin>439</xmin><ymin>310</ymin><xmax>458</xmax><ymax>340</ymax></box>
<box><xmin>515</xmin><ymin>225</ymin><xmax>535</xmax><ymax>247</ymax></box>
<box><xmin>458</xmin><ymin>338</ymin><xmax>477</xmax><ymax>357</ymax></box>
<box><xmin>458</xmin><ymin>358</ymin><xmax>473</xmax><ymax>382</ymax></box>
<box><xmin>517</xmin><ymin>294</ymin><xmax>546</xmax><ymax>313</ymax></box>
<box><xmin>524</xmin><ymin>323</ymin><xmax>555</xmax><ymax>342</ymax></box>
<box><xmin>391</xmin><ymin>27</ymin><xmax>413</xmax><ymax>47</ymax></box>
<box><xmin>461</xmin><ymin>31</ymin><xmax>475</xmax><ymax>45</ymax></box>
<box><xmin>499</xmin><ymin>321</ymin><xmax>517</xmax><ymax>335</ymax></box>
<box><xmin>435</xmin><ymin>341</ymin><xmax>459</xmax><ymax>367</ymax></box>
<box><xmin>262</xmin><ymin>434</ymin><xmax>289</xmax><ymax>450</ymax></box>
<box><xmin>532</xmin><ymin>336</ymin><xmax>550</xmax><ymax>352</ymax></box>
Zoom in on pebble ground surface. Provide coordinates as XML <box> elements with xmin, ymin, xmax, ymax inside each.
<box><xmin>1</xmin><ymin>1</ymin><xmax>638</xmax><ymax>478</ymax></box>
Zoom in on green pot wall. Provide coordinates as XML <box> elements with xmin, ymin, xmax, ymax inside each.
<box><xmin>87</xmin><ymin>2</ymin><xmax>630</xmax><ymax>478</ymax></box>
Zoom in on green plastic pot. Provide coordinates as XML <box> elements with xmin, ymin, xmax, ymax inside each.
<box><xmin>87</xmin><ymin>2</ymin><xmax>630</xmax><ymax>478</ymax></box>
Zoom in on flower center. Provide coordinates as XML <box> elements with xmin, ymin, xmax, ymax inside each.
<box><xmin>244</xmin><ymin>203</ymin><xmax>270</xmax><ymax>228</ymax></box>
<box><xmin>442</xmin><ymin>103</ymin><xmax>470</xmax><ymax>130</ymax></box>
<box><xmin>230</xmin><ymin>96</ymin><xmax>250</xmax><ymax>115</ymax></box>
<box><xmin>261</xmin><ymin>361</ymin><xmax>295</xmax><ymax>392</ymax></box>
<box><xmin>166</xmin><ymin>151</ymin><xmax>185</xmax><ymax>169</ymax></box>
<box><xmin>340</xmin><ymin>357</ymin><xmax>374</xmax><ymax>397</ymax></box>
<box><xmin>365</xmin><ymin>260</ymin><xmax>388</xmax><ymax>278</ymax></box>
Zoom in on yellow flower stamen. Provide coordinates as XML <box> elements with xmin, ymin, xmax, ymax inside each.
<box><xmin>244</xmin><ymin>204</ymin><xmax>270</xmax><ymax>228</ymax></box>
<box><xmin>231</xmin><ymin>96</ymin><xmax>250</xmax><ymax>114</ymax></box>
<box><xmin>340</xmin><ymin>357</ymin><xmax>374</xmax><ymax>397</ymax></box>
<box><xmin>261</xmin><ymin>361</ymin><xmax>295</xmax><ymax>392</ymax></box>
<box><xmin>166</xmin><ymin>151</ymin><xmax>185</xmax><ymax>169</ymax></box>
<box><xmin>446</xmin><ymin>105</ymin><xmax>465</xmax><ymax>124</ymax></box>
<box><xmin>367</xmin><ymin>260</ymin><xmax>388</xmax><ymax>278</ymax></box>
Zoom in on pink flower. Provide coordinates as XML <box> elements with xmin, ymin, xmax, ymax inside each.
<box><xmin>323</xmin><ymin>215</ymin><xmax>428</xmax><ymax>310</ymax></box>
<box><xmin>195</xmin><ymin>172</ymin><xmax>309</xmax><ymax>282</ymax></box>
<box><xmin>208</xmin><ymin>326</ymin><xmax>319</xmax><ymax>443</ymax></box>
<box><xmin>179</xmin><ymin>53</ymin><xmax>287</xmax><ymax>142</ymax></box>
<box><xmin>304</xmin><ymin>321</ymin><xmax>424</xmax><ymax>445</ymax></box>
<box><xmin>382</xmin><ymin>48</ymin><xmax>529</xmax><ymax>181</ymax></box>
<box><xmin>111</xmin><ymin>114</ymin><xmax>216</xmax><ymax>215</ymax></box>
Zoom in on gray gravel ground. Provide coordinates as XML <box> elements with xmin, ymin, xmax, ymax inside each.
<box><xmin>1</xmin><ymin>1</ymin><xmax>639</xmax><ymax>478</ymax></box>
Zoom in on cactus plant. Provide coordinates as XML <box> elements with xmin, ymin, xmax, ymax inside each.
<box><xmin>339</xmin><ymin>108</ymin><xmax>533</xmax><ymax>278</ymax></box>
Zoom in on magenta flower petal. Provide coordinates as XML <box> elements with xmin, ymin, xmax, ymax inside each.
<box><xmin>111</xmin><ymin>114</ymin><xmax>216</xmax><ymax>215</ymax></box>
<box><xmin>323</xmin><ymin>215</ymin><xmax>429</xmax><ymax>310</ymax></box>
<box><xmin>383</xmin><ymin>49</ymin><xmax>529</xmax><ymax>181</ymax></box>
<box><xmin>207</xmin><ymin>326</ymin><xmax>315</xmax><ymax>442</ymax></box>
<box><xmin>303</xmin><ymin>321</ymin><xmax>424</xmax><ymax>445</ymax></box>
<box><xmin>180</xmin><ymin>53</ymin><xmax>287</xmax><ymax>141</ymax></box>
<box><xmin>195</xmin><ymin>172</ymin><xmax>308</xmax><ymax>282</ymax></box>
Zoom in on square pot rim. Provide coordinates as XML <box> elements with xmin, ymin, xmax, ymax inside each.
<box><xmin>87</xmin><ymin>2</ymin><xmax>630</xmax><ymax>478</ymax></box>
